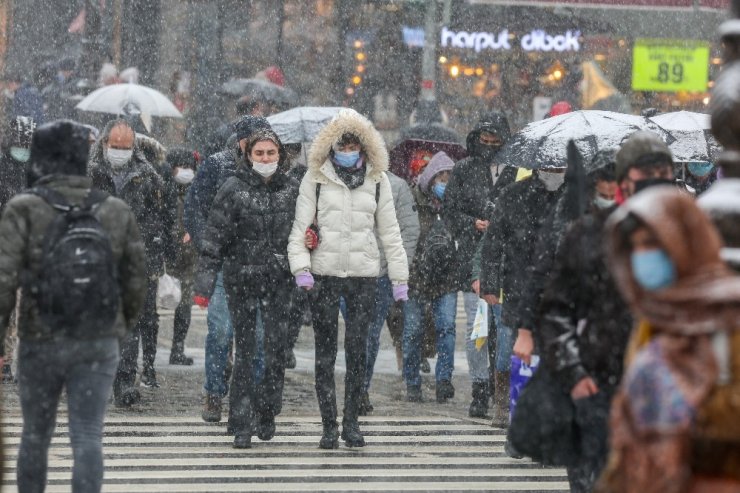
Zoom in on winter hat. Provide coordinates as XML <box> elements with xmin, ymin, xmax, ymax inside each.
<box><xmin>615</xmin><ymin>131</ymin><xmax>672</xmax><ymax>181</ymax></box>
<box><xmin>234</xmin><ymin>115</ymin><xmax>271</xmax><ymax>142</ymax></box>
<box><xmin>30</xmin><ymin>120</ymin><xmax>90</xmax><ymax>177</ymax></box>
<box><xmin>548</xmin><ymin>101</ymin><xmax>572</xmax><ymax>117</ymax></box>
<box><xmin>166</xmin><ymin>147</ymin><xmax>198</xmax><ymax>169</ymax></box>
<box><xmin>417</xmin><ymin>151</ymin><xmax>455</xmax><ymax>192</ymax></box>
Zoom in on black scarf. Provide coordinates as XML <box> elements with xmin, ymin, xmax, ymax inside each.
<box><xmin>332</xmin><ymin>160</ymin><xmax>366</xmax><ymax>190</ymax></box>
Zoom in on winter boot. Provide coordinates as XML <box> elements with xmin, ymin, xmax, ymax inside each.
<box><xmin>420</xmin><ymin>358</ymin><xmax>431</xmax><ymax>374</ymax></box>
<box><xmin>169</xmin><ymin>342</ymin><xmax>194</xmax><ymax>366</ymax></box>
<box><xmin>468</xmin><ymin>381</ymin><xmax>490</xmax><ymax>418</ymax></box>
<box><xmin>257</xmin><ymin>412</ymin><xmax>276</xmax><ymax>441</ymax></box>
<box><xmin>341</xmin><ymin>418</ymin><xmax>365</xmax><ymax>448</ymax></box>
<box><xmin>233</xmin><ymin>433</ymin><xmax>252</xmax><ymax>449</ymax></box>
<box><xmin>285</xmin><ymin>348</ymin><xmax>297</xmax><ymax>369</ymax></box>
<box><xmin>140</xmin><ymin>366</ymin><xmax>160</xmax><ymax>388</ymax></box>
<box><xmin>202</xmin><ymin>394</ymin><xmax>222</xmax><ymax>423</ymax></box>
<box><xmin>436</xmin><ymin>379</ymin><xmax>455</xmax><ymax>403</ymax></box>
<box><xmin>358</xmin><ymin>391</ymin><xmax>374</xmax><ymax>415</ymax></box>
<box><xmin>406</xmin><ymin>385</ymin><xmax>423</xmax><ymax>402</ymax></box>
<box><xmin>114</xmin><ymin>387</ymin><xmax>141</xmax><ymax>408</ymax></box>
<box><xmin>319</xmin><ymin>420</ymin><xmax>339</xmax><ymax>449</ymax></box>
<box><xmin>491</xmin><ymin>371</ymin><xmax>510</xmax><ymax>428</ymax></box>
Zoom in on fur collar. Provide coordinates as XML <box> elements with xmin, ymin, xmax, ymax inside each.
<box><xmin>308</xmin><ymin>108</ymin><xmax>388</xmax><ymax>182</ymax></box>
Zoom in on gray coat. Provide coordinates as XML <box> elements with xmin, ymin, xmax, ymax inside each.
<box><xmin>378</xmin><ymin>172</ymin><xmax>420</xmax><ymax>276</ymax></box>
<box><xmin>0</xmin><ymin>175</ymin><xmax>147</xmax><ymax>352</ymax></box>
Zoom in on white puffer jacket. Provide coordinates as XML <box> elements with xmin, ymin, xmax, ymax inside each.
<box><xmin>288</xmin><ymin>109</ymin><xmax>409</xmax><ymax>283</ymax></box>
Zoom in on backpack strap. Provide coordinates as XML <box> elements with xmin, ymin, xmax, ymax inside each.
<box><xmin>28</xmin><ymin>186</ymin><xmax>72</xmax><ymax>212</ymax></box>
<box><xmin>313</xmin><ymin>183</ymin><xmax>321</xmax><ymax>226</ymax></box>
<box><xmin>375</xmin><ymin>182</ymin><xmax>380</xmax><ymax>204</ymax></box>
<box><xmin>82</xmin><ymin>189</ymin><xmax>110</xmax><ymax>211</ymax></box>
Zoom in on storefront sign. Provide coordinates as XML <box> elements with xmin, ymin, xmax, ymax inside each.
<box><xmin>440</xmin><ymin>27</ymin><xmax>581</xmax><ymax>53</ymax></box>
<box><xmin>631</xmin><ymin>39</ymin><xmax>710</xmax><ymax>92</ymax></box>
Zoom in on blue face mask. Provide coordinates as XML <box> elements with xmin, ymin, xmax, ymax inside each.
<box><xmin>432</xmin><ymin>182</ymin><xmax>446</xmax><ymax>199</ymax></box>
<box><xmin>334</xmin><ymin>150</ymin><xmax>360</xmax><ymax>168</ymax></box>
<box><xmin>9</xmin><ymin>146</ymin><xmax>30</xmax><ymax>163</ymax></box>
<box><xmin>631</xmin><ymin>249</ymin><xmax>676</xmax><ymax>291</ymax></box>
<box><xmin>687</xmin><ymin>161</ymin><xmax>714</xmax><ymax>178</ymax></box>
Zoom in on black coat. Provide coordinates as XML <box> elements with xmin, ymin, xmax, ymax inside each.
<box><xmin>480</xmin><ymin>176</ymin><xmax>562</xmax><ymax>328</ymax></box>
<box><xmin>0</xmin><ymin>153</ymin><xmax>26</xmax><ymax>213</ymax></box>
<box><xmin>194</xmin><ymin>165</ymin><xmax>299</xmax><ymax>298</ymax></box>
<box><xmin>537</xmin><ymin>208</ymin><xmax>632</xmax><ymax>394</ymax></box>
<box><xmin>89</xmin><ymin>152</ymin><xmax>172</xmax><ymax>278</ymax></box>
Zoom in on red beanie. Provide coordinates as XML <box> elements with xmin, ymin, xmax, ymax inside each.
<box><xmin>549</xmin><ymin>101</ymin><xmax>573</xmax><ymax>117</ymax></box>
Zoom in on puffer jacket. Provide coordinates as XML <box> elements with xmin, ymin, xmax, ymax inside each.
<box><xmin>0</xmin><ymin>175</ymin><xmax>147</xmax><ymax>348</ymax></box>
<box><xmin>378</xmin><ymin>172</ymin><xmax>419</xmax><ymax>275</ymax></box>
<box><xmin>288</xmin><ymin>109</ymin><xmax>409</xmax><ymax>282</ymax></box>
<box><xmin>89</xmin><ymin>146</ymin><xmax>172</xmax><ymax>278</ymax></box>
<box><xmin>0</xmin><ymin>153</ymin><xmax>27</xmax><ymax>213</ymax></box>
<box><xmin>194</xmin><ymin>162</ymin><xmax>299</xmax><ymax>298</ymax></box>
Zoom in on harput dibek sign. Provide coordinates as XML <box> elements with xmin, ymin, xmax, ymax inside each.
<box><xmin>631</xmin><ymin>39</ymin><xmax>710</xmax><ymax>93</ymax></box>
<box><xmin>440</xmin><ymin>27</ymin><xmax>581</xmax><ymax>53</ymax></box>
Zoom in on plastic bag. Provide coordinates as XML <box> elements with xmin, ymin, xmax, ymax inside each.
<box><xmin>470</xmin><ymin>299</ymin><xmax>489</xmax><ymax>350</ymax></box>
<box><xmin>510</xmin><ymin>354</ymin><xmax>540</xmax><ymax>419</ymax></box>
<box><xmin>157</xmin><ymin>273</ymin><xmax>182</xmax><ymax>310</ymax></box>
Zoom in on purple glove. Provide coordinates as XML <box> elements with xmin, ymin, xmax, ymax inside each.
<box><xmin>393</xmin><ymin>283</ymin><xmax>409</xmax><ymax>301</ymax></box>
<box><xmin>295</xmin><ymin>271</ymin><xmax>315</xmax><ymax>290</ymax></box>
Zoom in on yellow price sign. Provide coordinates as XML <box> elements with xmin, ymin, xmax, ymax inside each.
<box><xmin>631</xmin><ymin>39</ymin><xmax>710</xmax><ymax>93</ymax></box>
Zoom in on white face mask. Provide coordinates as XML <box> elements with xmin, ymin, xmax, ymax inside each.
<box><xmin>9</xmin><ymin>146</ymin><xmax>30</xmax><ymax>162</ymax></box>
<box><xmin>252</xmin><ymin>160</ymin><xmax>279</xmax><ymax>178</ymax></box>
<box><xmin>174</xmin><ymin>168</ymin><xmax>195</xmax><ymax>185</ymax></box>
<box><xmin>107</xmin><ymin>148</ymin><xmax>133</xmax><ymax>168</ymax></box>
<box><xmin>538</xmin><ymin>170</ymin><xmax>565</xmax><ymax>191</ymax></box>
<box><xmin>593</xmin><ymin>195</ymin><xmax>616</xmax><ymax>210</ymax></box>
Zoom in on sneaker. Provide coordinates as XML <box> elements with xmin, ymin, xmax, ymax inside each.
<box><xmin>114</xmin><ymin>387</ymin><xmax>141</xmax><ymax>408</ymax></box>
<box><xmin>420</xmin><ymin>358</ymin><xmax>431</xmax><ymax>374</ymax></box>
<box><xmin>406</xmin><ymin>385</ymin><xmax>423</xmax><ymax>402</ymax></box>
<box><xmin>285</xmin><ymin>349</ymin><xmax>297</xmax><ymax>369</ymax></box>
<box><xmin>140</xmin><ymin>368</ymin><xmax>160</xmax><ymax>389</ymax></box>
<box><xmin>436</xmin><ymin>379</ymin><xmax>455</xmax><ymax>403</ymax></box>
<box><xmin>202</xmin><ymin>394</ymin><xmax>222</xmax><ymax>423</ymax></box>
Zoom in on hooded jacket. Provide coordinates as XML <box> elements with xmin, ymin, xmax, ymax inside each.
<box><xmin>194</xmin><ymin>132</ymin><xmax>299</xmax><ymax>298</ymax></box>
<box><xmin>442</xmin><ymin>113</ymin><xmax>518</xmax><ymax>281</ymax></box>
<box><xmin>288</xmin><ymin>109</ymin><xmax>409</xmax><ymax>282</ymax></box>
<box><xmin>89</xmin><ymin>131</ymin><xmax>171</xmax><ymax>279</ymax></box>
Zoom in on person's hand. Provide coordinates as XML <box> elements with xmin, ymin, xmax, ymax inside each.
<box><xmin>305</xmin><ymin>227</ymin><xmax>319</xmax><ymax>250</ymax></box>
<box><xmin>393</xmin><ymin>283</ymin><xmax>409</xmax><ymax>301</ymax></box>
<box><xmin>513</xmin><ymin>328</ymin><xmax>534</xmax><ymax>365</ymax></box>
<box><xmin>482</xmin><ymin>293</ymin><xmax>499</xmax><ymax>305</ymax></box>
<box><xmin>193</xmin><ymin>295</ymin><xmax>209</xmax><ymax>309</ymax></box>
<box><xmin>475</xmin><ymin>219</ymin><xmax>490</xmax><ymax>232</ymax></box>
<box><xmin>183</xmin><ymin>233</ymin><xmax>191</xmax><ymax>244</ymax></box>
<box><xmin>471</xmin><ymin>280</ymin><xmax>480</xmax><ymax>295</ymax></box>
<box><xmin>295</xmin><ymin>271</ymin><xmax>314</xmax><ymax>290</ymax></box>
<box><xmin>571</xmin><ymin>377</ymin><xmax>599</xmax><ymax>400</ymax></box>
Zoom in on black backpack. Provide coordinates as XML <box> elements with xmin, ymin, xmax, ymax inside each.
<box><xmin>417</xmin><ymin>216</ymin><xmax>457</xmax><ymax>283</ymax></box>
<box><xmin>27</xmin><ymin>186</ymin><xmax>120</xmax><ymax>339</ymax></box>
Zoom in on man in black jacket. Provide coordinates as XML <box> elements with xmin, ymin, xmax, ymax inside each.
<box><xmin>443</xmin><ymin>111</ymin><xmax>517</xmax><ymax>418</ymax></box>
<box><xmin>480</xmin><ymin>167</ymin><xmax>566</xmax><ymax>424</ymax></box>
<box><xmin>89</xmin><ymin>118</ymin><xmax>173</xmax><ymax>405</ymax></box>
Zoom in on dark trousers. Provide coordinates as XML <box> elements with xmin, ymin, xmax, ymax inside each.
<box><xmin>17</xmin><ymin>337</ymin><xmax>119</xmax><ymax>493</ymax></box>
<box><xmin>287</xmin><ymin>287</ymin><xmax>308</xmax><ymax>351</ymax></box>
<box><xmin>567</xmin><ymin>392</ymin><xmax>611</xmax><ymax>493</ymax></box>
<box><xmin>172</xmin><ymin>277</ymin><xmax>193</xmax><ymax>350</ymax></box>
<box><xmin>311</xmin><ymin>276</ymin><xmax>376</xmax><ymax>425</ymax></box>
<box><xmin>225</xmin><ymin>283</ymin><xmax>290</xmax><ymax>435</ymax></box>
<box><xmin>114</xmin><ymin>279</ymin><xmax>158</xmax><ymax>392</ymax></box>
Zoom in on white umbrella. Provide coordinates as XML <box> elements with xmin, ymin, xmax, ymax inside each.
<box><xmin>267</xmin><ymin>106</ymin><xmax>343</xmax><ymax>144</ymax></box>
<box><xmin>649</xmin><ymin>111</ymin><xmax>720</xmax><ymax>162</ymax></box>
<box><xmin>75</xmin><ymin>83</ymin><xmax>183</xmax><ymax>118</ymax></box>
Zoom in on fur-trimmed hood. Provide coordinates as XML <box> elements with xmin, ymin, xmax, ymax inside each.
<box><xmin>308</xmin><ymin>108</ymin><xmax>388</xmax><ymax>181</ymax></box>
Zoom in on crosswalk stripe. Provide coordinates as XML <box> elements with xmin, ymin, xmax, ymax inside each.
<box><xmin>1</xmin><ymin>416</ymin><xmax>568</xmax><ymax>492</ymax></box>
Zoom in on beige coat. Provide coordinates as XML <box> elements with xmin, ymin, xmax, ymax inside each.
<box><xmin>288</xmin><ymin>109</ymin><xmax>408</xmax><ymax>283</ymax></box>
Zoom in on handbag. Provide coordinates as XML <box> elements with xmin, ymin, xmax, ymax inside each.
<box><xmin>507</xmin><ymin>361</ymin><xmax>581</xmax><ymax>467</ymax></box>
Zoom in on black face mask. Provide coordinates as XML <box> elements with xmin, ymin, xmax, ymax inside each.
<box><xmin>634</xmin><ymin>177</ymin><xmax>675</xmax><ymax>194</ymax></box>
<box><xmin>476</xmin><ymin>142</ymin><xmax>502</xmax><ymax>162</ymax></box>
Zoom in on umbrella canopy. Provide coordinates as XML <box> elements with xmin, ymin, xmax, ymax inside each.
<box><xmin>220</xmin><ymin>78</ymin><xmax>298</xmax><ymax>107</ymax></box>
<box><xmin>648</xmin><ymin>111</ymin><xmax>721</xmax><ymax>162</ymax></box>
<box><xmin>75</xmin><ymin>83</ymin><xmax>183</xmax><ymax>118</ymax></box>
<box><xmin>389</xmin><ymin>139</ymin><xmax>467</xmax><ymax>183</ymax></box>
<box><xmin>397</xmin><ymin>123</ymin><xmax>462</xmax><ymax>145</ymax></box>
<box><xmin>267</xmin><ymin>106</ymin><xmax>343</xmax><ymax>144</ymax></box>
<box><xmin>498</xmin><ymin>110</ymin><xmax>672</xmax><ymax>170</ymax></box>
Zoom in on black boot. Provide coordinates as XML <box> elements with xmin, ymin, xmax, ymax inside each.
<box><xmin>436</xmin><ymin>379</ymin><xmax>455</xmax><ymax>403</ymax></box>
<box><xmin>169</xmin><ymin>342</ymin><xmax>194</xmax><ymax>366</ymax></box>
<box><xmin>468</xmin><ymin>381</ymin><xmax>490</xmax><ymax>418</ymax></box>
<box><xmin>140</xmin><ymin>366</ymin><xmax>160</xmax><ymax>388</ymax></box>
<box><xmin>319</xmin><ymin>420</ymin><xmax>339</xmax><ymax>449</ymax></box>
<box><xmin>257</xmin><ymin>412</ymin><xmax>276</xmax><ymax>441</ymax></box>
<box><xmin>406</xmin><ymin>385</ymin><xmax>423</xmax><ymax>402</ymax></box>
<box><xmin>341</xmin><ymin>418</ymin><xmax>365</xmax><ymax>448</ymax></box>
<box><xmin>285</xmin><ymin>348</ymin><xmax>297</xmax><ymax>369</ymax></box>
<box><xmin>358</xmin><ymin>391</ymin><xmax>373</xmax><ymax>415</ymax></box>
<box><xmin>234</xmin><ymin>433</ymin><xmax>252</xmax><ymax>449</ymax></box>
<box><xmin>201</xmin><ymin>394</ymin><xmax>222</xmax><ymax>422</ymax></box>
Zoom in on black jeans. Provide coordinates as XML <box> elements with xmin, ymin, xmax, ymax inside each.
<box><xmin>567</xmin><ymin>392</ymin><xmax>611</xmax><ymax>493</ymax></box>
<box><xmin>310</xmin><ymin>276</ymin><xmax>376</xmax><ymax>424</ymax></box>
<box><xmin>17</xmin><ymin>336</ymin><xmax>119</xmax><ymax>493</ymax></box>
<box><xmin>225</xmin><ymin>282</ymin><xmax>291</xmax><ymax>436</ymax></box>
<box><xmin>172</xmin><ymin>276</ymin><xmax>194</xmax><ymax>350</ymax></box>
<box><xmin>287</xmin><ymin>287</ymin><xmax>308</xmax><ymax>352</ymax></box>
<box><xmin>114</xmin><ymin>279</ymin><xmax>159</xmax><ymax>393</ymax></box>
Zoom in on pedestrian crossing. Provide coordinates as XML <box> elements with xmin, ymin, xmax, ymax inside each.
<box><xmin>1</xmin><ymin>415</ymin><xmax>569</xmax><ymax>492</ymax></box>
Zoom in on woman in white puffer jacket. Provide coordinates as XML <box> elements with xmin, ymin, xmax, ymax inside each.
<box><xmin>288</xmin><ymin>108</ymin><xmax>408</xmax><ymax>450</ymax></box>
